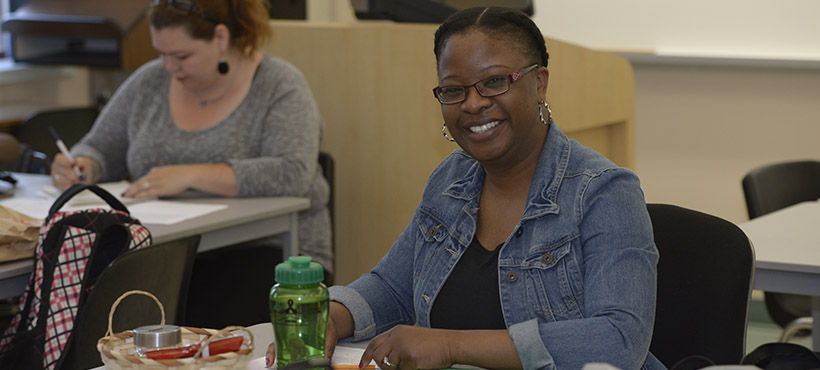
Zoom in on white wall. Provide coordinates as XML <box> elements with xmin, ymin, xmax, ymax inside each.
<box><xmin>530</xmin><ymin>0</ymin><xmax>820</xmax><ymax>224</ymax></box>
<box><xmin>632</xmin><ymin>63</ymin><xmax>820</xmax><ymax>223</ymax></box>
<box><xmin>531</xmin><ymin>0</ymin><xmax>820</xmax><ymax>61</ymax></box>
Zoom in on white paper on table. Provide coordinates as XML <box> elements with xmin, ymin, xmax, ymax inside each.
<box><xmin>331</xmin><ymin>346</ymin><xmax>380</xmax><ymax>368</ymax></box>
<box><xmin>1</xmin><ymin>181</ymin><xmax>152</xmax><ymax>220</ymax></box>
<box><xmin>126</xmin><ymin>200</ymin><xmax>227</xmax><ymax>225</ymax></box>
<box><xmin>41</xmin><ymin>181</ymin><xmax>156</xmax><ymax>206</ymax></box>
<box><xmin>0</xmin><ymin>197</ymin><xmax>227</xmax><ymax>226</ymax></box>
<box><xmin>246</xmin><ymin>346</ymin><xmax>381</xmax><ymax>370</ymax></box>
<box><xmin>245</xmin><ymin>345</ymin><xmax>484</xmax><ymax>370</ymax></box>
<box><xmin>0</xmin><ymin>197</ymin><xmax>51</xmax><ymax>220</ymax></box>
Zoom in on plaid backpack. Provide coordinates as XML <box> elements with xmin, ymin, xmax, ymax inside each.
<box><xmin>0</xmin><ymin>184</ymin><xmax>152</xmax><ymax>370</ymax></box>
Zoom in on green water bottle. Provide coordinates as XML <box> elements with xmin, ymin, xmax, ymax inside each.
<box><xmin>270</xmin><ymin>256</ymin><xmax>329</xmax><ymax>368</ymax></box>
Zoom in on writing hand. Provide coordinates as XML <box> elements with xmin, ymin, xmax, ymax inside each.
<box><xmin>360</xmin><ymin>326</ymin><xmax>456</xmax><ymax>370</ymax></box>
<box><xmin>51</xmin><ymin>154</ymin><xmax>99</xmax><ymax>190</ymax></box>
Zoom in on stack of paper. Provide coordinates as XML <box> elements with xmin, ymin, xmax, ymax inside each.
<box><xmin>40</xmin><ymin>181</ymin><xmax>153</xmax><ymax>206</ymax></box>
<box><xmin>0</xmin><ymin>181</ymin><xmax>228</xmax><ymax>225</ymax></box>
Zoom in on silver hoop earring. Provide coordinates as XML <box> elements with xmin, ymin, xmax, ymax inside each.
<box><xmin>441</xmin><ymin>122</ymin><xmax>455</xmax><ymax>142</ymax></box>
<box><xmin>538</xmin><ymin>101</ymin><xmax>552</xmax><ymax>126</ymax></box>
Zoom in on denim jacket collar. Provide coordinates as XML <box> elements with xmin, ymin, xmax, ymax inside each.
<box><xmin>441</xmin><ymin>120</ymin><xmax>568</xmax><ymax>221</ymax></box>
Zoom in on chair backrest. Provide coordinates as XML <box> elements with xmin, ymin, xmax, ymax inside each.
<box><xmin>318</xmin><ymin>151</ymin><xmax>334</xmax><ymax>228</ymax></box>
<box><xmin>318</xmin><ymin>151</ymin><xmax>335</xmax><ymax>283</ymax></box>
<box><xmin>742</xmin><ymin>160</ymin><xmax>820</xmax><ymax>219</ymax></box>
<box><xmin>741</xmin><ymin>160</ymin><xmax>820</xmax><ymax>329</ymax></box>
<box><xmin>647</xmin><ymin>203</ymin><xmax>755</xmax><ymax>367</ymax></box>
<box><xmin>0</xmin><ymin>143</ymin><xmax>49</xmax><ymax>174</ymax></box>
<box><xmin>58</xmin><ymin>235</ymin><xmax>200</xmax><ymax>370</ymax></box>
<box><xmin>13</xmin><ymin>106</ymin><xmax>99</xmax><ymax>162</ymax></box>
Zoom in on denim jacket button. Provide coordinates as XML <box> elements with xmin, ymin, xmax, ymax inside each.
<box><xmin>427</xmin><ymin>225</ymin><xmax>440</xmax><ymax>238</ymax></box>
<box><xmin>515</xmin><ymin>227</ymin><xmax>524</xmax><ymax>237</ymax></box>
<box><xmin>541</xmin><ymin>252</ymin><xmax>554</xmax><ymax>265</ymax></box>
<box><xmin>505</xmin><ymin>271</ymin><xmax>518</xmax><ymax>282</ymax></box>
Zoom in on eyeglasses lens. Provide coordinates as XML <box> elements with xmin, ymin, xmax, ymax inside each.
<box><xmin>478</xmin><ymin>77</ymin><xmax>511</xmax><ymax>97</ymax></box>
<box><xmin>436</xmin><ymin>77</ymin><xmax>510</xmax><ymax>104</ymax></box>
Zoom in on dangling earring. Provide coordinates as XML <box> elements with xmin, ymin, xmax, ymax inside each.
<box><xmin>217</xmin><ymin>58</ymin><xmax>229</xmax><ymax>75</ymax></box>
<box><xmin>441</xmin><ymin>122</ymin><xmax>455</xmax><ymax>142</ymax></box>
<box><xmin>538</xmin><ymin>101</ymin><xmax>552</xmax><ymax>126</ymax></box>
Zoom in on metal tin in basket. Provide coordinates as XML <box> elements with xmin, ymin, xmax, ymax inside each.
<box><xmin>133</xmin><ymin>324</ymin><xmax>182</xmax><ymax>356</ymax></box>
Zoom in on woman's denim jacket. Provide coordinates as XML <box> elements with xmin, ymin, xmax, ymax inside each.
<box><xmin>329</xmin><ymin>122</ymin><xmax>666</xmax><ymax>370</ymax></box>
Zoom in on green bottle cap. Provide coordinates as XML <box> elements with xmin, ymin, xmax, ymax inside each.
<box><xmin>275</xmin><ymin>256</ymin><xmax>324</xmax><ymax>285</ymax></box>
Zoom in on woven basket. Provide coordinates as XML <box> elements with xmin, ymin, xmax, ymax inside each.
<box><xmin>96</xmin><ymin>290</ymin><xmax>254</xmax><ymax>369</ymax></box>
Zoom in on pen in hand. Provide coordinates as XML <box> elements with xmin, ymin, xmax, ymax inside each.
<box><xmin>48</xmin><ymin>126</ymin><xmax>86</xmax><ymax>182</ymax></box>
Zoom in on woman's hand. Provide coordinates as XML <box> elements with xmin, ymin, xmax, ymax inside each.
<box><xmin>361</xmin><ymin>327</ymin><xmax>522</xmax><ymax>370</ymax></box>
<box><xmin>51</xmin><ymin>154</ymin><xmax>100</xmax><ymax>190</ymax></box>
<box><xmin>123</xmin><ymin>163</ymin><xmax>238</xmax><ymax>199</ymax></box>
<box><xmin>123</xmin><ymin>165</ymin><xmax>191</xmax><ymax>199</ymax></box>
<box><xmin>360</xmin><ymin>326</ymin><xmax>456</xmax><ymax>370</ymax></box>
<box><xmin>263</xmin><ymin>312</ymin><xmax>343</xmax><ymax>368</ymax></box>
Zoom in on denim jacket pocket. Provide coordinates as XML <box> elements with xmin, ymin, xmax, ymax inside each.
<box><xmin>413</xmin><ymin>207</ymin><xmax>460</xmax><ymax>277</ymax></box>
<box><xmin>505</xmin><ymin>234</ymin><xmax>584</xmax><ymax>322</ymax></box>
<box><xmin>415</xmin><ymin>208</ymin><xmax>448</xmax><ymax>243</ymax></box>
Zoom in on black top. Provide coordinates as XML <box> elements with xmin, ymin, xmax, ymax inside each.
<box><xmin>430</xmin><ymin>236</ymin><xmax>506</xmax><ymax>330</ymax></box>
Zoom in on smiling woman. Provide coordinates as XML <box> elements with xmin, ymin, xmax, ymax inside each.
<box><xmin>266</xmin><ymin>6</ymin><xmax>665</xmax><ymax>370</ymax></box>
<box><xmin>47</xmin><ymin>0</ymin><xmax>333</xmax><ymax>327</ymax></box>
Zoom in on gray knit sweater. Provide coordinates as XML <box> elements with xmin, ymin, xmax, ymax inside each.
<box><xmin>72</xmin><ymin>55</ymin><xmax>332</xmax><ymax>271</ymax></box>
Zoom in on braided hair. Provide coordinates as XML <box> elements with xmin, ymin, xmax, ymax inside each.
<box><xmin>434</xmin><ymin>7</ymin><xmax>549</xmax><ymax>68</ymax></box>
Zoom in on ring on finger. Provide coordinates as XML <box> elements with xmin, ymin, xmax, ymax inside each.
<box><xmin>143</xmin><ymin>181</ymin><xmax>150</xmax><ymax>189</ymax></box>
<box><xmin>54</xmin><ymin>174</ymin><xmax>60</xmax><ymax>181</ymax></box>
<box><xmin>383</xmin><ymin>357</ymin><xmax>397</xmax><ymax>368</ymax></box>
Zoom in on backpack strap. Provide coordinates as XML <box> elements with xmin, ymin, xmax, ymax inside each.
<box><xmin>82</xmin><ymin>224</ymin><xmax>131</xmax><ymax>292</ymax></box>
<box><xmin>54</xmin><ymin>223</ymin><xmax>133</xmax><ymax>370</ymax></box>
<box><xmin>48</xmin><ymin>184</ymin><xmax>129</xmax><ymax>218</ymax></box>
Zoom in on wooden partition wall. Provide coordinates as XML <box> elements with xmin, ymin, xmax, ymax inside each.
<box><xmin>263</xmin><ymin>20</ymin><xmax>635</xmax><ymax>284</ymax></box>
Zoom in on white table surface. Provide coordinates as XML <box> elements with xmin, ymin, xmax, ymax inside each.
<box><xmin>0</xmin><ymin>173</ymin><xmax>309</xmax><ymax>300</ymax></box>
<box><xmin>738</xmin><ymin>200</ymin><xmax>820</xmax><ymax>350</ymax></box>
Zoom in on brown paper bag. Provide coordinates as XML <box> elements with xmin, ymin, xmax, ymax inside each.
<box><xmin>0</xmin><ymin>205</ymin><xmax>41</xmax><ymax>262</ymax></box>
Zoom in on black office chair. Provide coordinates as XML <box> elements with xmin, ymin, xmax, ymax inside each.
<box><xmin>742</xmin><ymin>160</ymin><xmax>820</xmax><ymax>341</ymax></box>
<box><xmin>318</xmin><ymin>151</ymin><xmax>335</xmax><ymax>283</ymax></box>
<box><xmin>57</xmin><ymin>235</ymin><xmax>200</xmax><ymax>370</ymax></box>
<box><xmin>647</xmin><ymin>204</ymin><xmax>755</xmax><ymax>367</ymax></box>
<box><xmin>0</xmin><ymin>143</ymin><xmax>49</xmax><ymax>174</ymax></box>
<box><xmin>11</xmin><ymin>106</ymin><xmax>99</xmax><ymax>168</ymax></box>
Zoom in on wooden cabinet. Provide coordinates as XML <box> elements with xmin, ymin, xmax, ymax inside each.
<box><xmin>2</xmin><ymin>0</ymin><xmax>155</xmax><ymax>69</ymax></box>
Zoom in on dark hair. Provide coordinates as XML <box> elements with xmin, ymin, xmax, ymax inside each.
<box><xmin>434</xmin><ymin>7</ymin><xmax>549</xmax><ymax>68</ymax></box>
<box><xmin>149</xmin><ymin>0</ymin><xmax>272</xmax><ymax>56</ymax></box>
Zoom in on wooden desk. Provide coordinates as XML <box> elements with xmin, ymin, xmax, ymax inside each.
<box><xmin>738</xmin><ymin>201</ymin><xmax>820</xmax><ymax>350</ymax></box>
<box><xmin>0</xmin><ymin>173</ymin><xmax>310</xmax><ymax>300</ymax></box>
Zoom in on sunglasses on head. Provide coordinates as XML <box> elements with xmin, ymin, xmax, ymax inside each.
<box><xmin>150</xmin><ymin>0</ymin><xmax>220</xmax><ymax>24</ymax></box>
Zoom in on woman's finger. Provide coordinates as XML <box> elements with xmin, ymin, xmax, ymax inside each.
<box><xmin>265</xmin><ymin>342</ymin><xmax>276</xmax><ymax>368</ymax></box>
<box><xmin>122</xmin><ymin>178</ymin><xmax>153</xmax><ymax>199</ymax></box>
<box><xmin>361</xmin><ymin>331</ymin><xmax>391</xmax><ymax>369</ymax></box>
